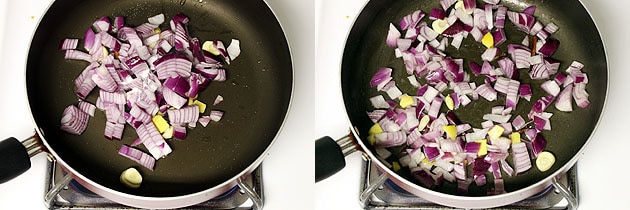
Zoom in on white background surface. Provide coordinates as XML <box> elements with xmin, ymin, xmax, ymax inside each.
<box><xmin>315</xmin><ymin>0</ymin><xmax>629</xmax><ymax>210</ymax></box>
<box><xmin>0</xmin><ymin>0</ymin><xmax>313</xmax><ymax>209</ymax></box>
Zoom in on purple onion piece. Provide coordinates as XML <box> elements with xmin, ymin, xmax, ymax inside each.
<box><xmin>538</xmin><ymin>38</ymin><xmax>560</xmax><ymax>56</ymax></box>
<box><xmin>522</xmin><ymin>6</ymin><xmax>537</xmax><ymax>16</ymax></box>
<box><xmin>429</xmin><ymin>8</ymin><xmax>446</xmax><ymax>20</ymax></box>
<box><xmin>118</xmin><ymin>145</ymin><xmax>156</xmax><ymax>170</ymax></box>
<box><xmin>400</xmin><ymin>10</ymin><xmax>425</xmax><ymax>30</ymax></box>
<box><xmin>386</xmin><ymin>23</ymin><xmax>401</xmax><ymax>47</ymax></box>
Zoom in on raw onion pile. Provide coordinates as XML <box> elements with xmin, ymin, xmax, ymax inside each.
<box><xmin>367</xmin><ymin>0</ymin><xmax>590</xmax><ymax>195</ymax></box>
<box><xmin>59</xmin><ymin>13</ymin><xmax>240</xmax><ymax>171</ymax></box>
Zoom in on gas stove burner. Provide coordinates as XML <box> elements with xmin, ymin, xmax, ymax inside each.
<box><xmin>359</xmin><ymin>155</ymin><xmax>578</xmax><ymax>210</ymax></box>
<box><xmin>43</xmin><ymin>158</ymin><xmax>264</xmax><ymax>210</ymax></box>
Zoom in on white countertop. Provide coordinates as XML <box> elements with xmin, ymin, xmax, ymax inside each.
<box><xmin>0</xmin><ymin>0</ymin><xmax>313</xmax><ymax>209</ymax></box>
<box><xmin>316</xmin><ymin>0</ymin><xmax>628</xmax><ymax>209</ymax></box>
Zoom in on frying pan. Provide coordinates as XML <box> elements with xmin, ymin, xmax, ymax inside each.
<box><xmin>316</xmin><ymin>0</ymin><xmax>607</xmax><ymax>208</ymax></box>
<box><xmin>0</xmin><ymin>0</ymin><xmax>292</xmax><ymax>208</ymax></box>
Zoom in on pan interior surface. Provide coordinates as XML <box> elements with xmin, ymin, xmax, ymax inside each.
<box><xmin>342</xmin><ymin>0</ymin><xmax>606</xmax><ymax>196</ymax></box>
<box><xmin>26</xmin><ymin>0</ymin><xmax>292</xmax><ymax>197</ymax></box>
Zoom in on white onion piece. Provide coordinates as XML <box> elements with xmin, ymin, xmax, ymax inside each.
<box><xmin>540</xmin><ymin>80</ymin><xmax>560</xmax><ymax>96</ymax></box>
<box><xmin>167</xmin><ymin>106</ymin><xmax>200</xmax><ymax>125</ymax></box>
<box><xmin>481</xmin><ymin>48</ymin><xmax>497</xmax><ymax>61</ymax></box>
<box><xmin>573</xmin><ymin>83</ymin><xmax>590</xmax><ymax>108</ymax></box>
<box><xmin>209</xmin><ymin>110</ymin><xmax>224</xmax><ymax>122</ymax></box>
<box><xmin>386</xmin><ymin>23</ymin><xmax>401</xmax><ymax>47</ymax></box>
<box><xmin>226</xmin><ymin>39</ymin><xmax>241</xmax><ymax>61</ymax></box>
<box><xmin>147</xmin><ymin>13</ymin><xmax>165</xmax><ymax>25</ymax></box>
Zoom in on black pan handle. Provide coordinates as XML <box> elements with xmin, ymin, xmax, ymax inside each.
<box><xmin>315</xmin><ymin>135</ymin><xmax>359</xmax><ymax>182</ymax></box>
<box><xmin>0</xmin><ymin>136</ymin><xmax>41</xmax><ymax>184</ymax></box>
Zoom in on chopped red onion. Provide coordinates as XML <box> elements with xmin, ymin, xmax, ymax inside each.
<box><xmin>198</xmin><ymin>116</ymin><xmax>212</xmax><ymax>127</ymax></box>
<box><xmin>544</xmin><ymin>22</ymin><xmax>559</xmax><ymax>34</ymax></box>
<box><xmin>529</xmin><ymin>21</ymin><xmax>544</xmax><ymax>36</ymax></box>
<box><xmin>162</xmin><ymin>87</ymin><xmax>187</xmax><ymax>109</ymax></box>
<box><xmin>530</xmin><ymin>134</ymin><xmax>547</xmax><ymax>158</ymax></box>
<box><xmin>538</xmin><ymin>38</ymin><xmax>560</xmax><ymax>56</ymax></box>
<box><xmin>532</xmin><ymin>114</ymin><xmax>551</xmax><ymax>131</ymax></box>
<box><xmin>99</xmin><ymin>90</ymin><xmax>126</xmax><ymax>104</ymax></box>
<box><xmin>400</xmin><ymin>10</ymin><xmax>425</xmax><ymax>30</ymax></box>
<box><xmin>226</xmin><ymin>39</ymin><xmax>241</xmax><ymax>61</ymax></box>
<box><xmin>112</xmin><ymin>16</ymin><xmax>124</xmax><ymax>33</ymax></box>
<box><xmin>573</xmin><ymin>83</ymin><xmax>590</xmax><ymax>108</ymax></box>
<box><xmin>495</xmin><ymin>6</ymin><xmax>507</xmax><ymax>28</ymax></box>
<box><xmin>104</xmin><ymin>104</ymin><xmax>124</xmax><ymax>123</ymax></box>
<box><xmin>469</xmin><ymin>27</ymin><xmax>483</xmax><ymax>42</ymax></box>
<box><xmin>473</xmin><ymin>8</ymin><xmax>487</xmax><ymax>30</ymax></box>
<box><xmin>492</xmin><ymin>29</ymin><xmax>506</xmax><ymax>46</ymax></box>
<box><xmin>475</xmin><ymin>83</ymin><xmax>497</xmax><ymax>101</ymax></box>
<box><xmin>213</xmin><ymin>95</ymin><xmax>224</xmax><ymax>105</ymax></box>
<box><xmin>494</xmin><ymin>77</ymin><xmax>510</xmax><ymax>94</ymax></box>
<box><xmin>209</xmin><ymin>110</ymin><xmax>224</xmax><ymax>122</ymax></box>
<box><xmin>419</xmin><ymin>24</ymin><xmax>439</xmax><ymax>41</ymax></box>
<box><xmin>540</xmin><ymin>80</ymin><xmax>560</xmax><ymax>97</ymax></box>
<box><xmin>512</xmin><ymin>142</ymin><xmax>532</xmax><ymax>174</ymax></box>
<box><xmin>373</xmin><ymin>131</ymin><xmax>406</xmax><ymax>147</ymax></box>
<box><xmin>60</xmin><ymin>105</ymin><xmax>90</xmax><ymax>135</ymax></box>
<box><xmin>512</xmin><ymin>115</ymin><xmax>527</xmax><ymax>130</ymax></box>
<box><xmin>472</xmin><ymin>157</ymin><xmax>491</xmax><ymax>177</ymax></box>
<box><xmin>92</xmin><ymin>65</ymin><xmax>119</xmax><ymax>92</ymax></box>
<box><xmin>483</xmin><ymin>114</ymin><xmax>511</xmax><ymax>123</ymax></box>
<box><xmin>173</xmin><ymin>125</ymin><xmax>187</xmax><ymax>139</ymax></box>
<box><xmin>147</xmin><ymin>13</ymin><xmax>165</xmax><ymax>25</ymax></box>
<box><xmin>442</xmin><ymin>20</ymin><xmax>466</xmax><ymax>37</ymax></box>
<box><xmin>104</xmin><ymin>121</ymin><xmax>125</xmax><ymax>140</ymax></box>
<box><xmin>65</xmin><ymin>50</ymin><xmax>93</xmax><ymax>62</ymax></box>
<box><xmin>370</xmin><ymin>67</ymin><xmax>393</xmax><ymax>87</ymax></box>
<box><xmin>386</xmin><ymin>23</ymin><xmax>401</xmax><ymax>47</ymax></box>
<box><xmin>529</xmin><ymin>63</ymin><xmax>550</xmax><ymax>79</ymax></box>
<box><xmin>153</xmin><ymin>54</ymin><xmax>192</xmax><ymax>80</ymax></box>
<box><xmin>78</xmin><ymin>100</ymin><xmax>96</xmax><ymax>116</ymax></box>
<box><xmin>522</xmin><ymin>6</ymin><xmax>537</xmax><ymax>16</ymax></box>
<box><xmin>481</xmin><ymin>48</ymin><xmax>498</xmax><ymax>62</ymax></box>
<box><xmin>118</xmin><ymin>145</ymin><xmax>156</xmax><ymax>170</ymax></box>
<box><xmin>60</xmin><ymin>38</ymin><xmax>79</xmax><ymax>50</ymax></box>
<box><xmin>507</xmin><ymin>11</ymin><xmax>535</xmax><ymax>33</ymax></box>
<box><xmin>136</xmin><ymin>123</ymin><xmax>172</xmax><ymax>159</ymax></box>
<box><xmin>92</xmin><ymin>16</ymin><xmax>111</xmax><ymax>33</ymax></box>
<box><xmin>440</xmin><ymin>0</ymin><xmax>457</xmax><ymax>11</ymax></box>
<box><xmin>424</xmin><ymin>146</ymin><xmax>441</xmax><ymax>161</ymax></box>
<box><xmin>505</xmin><ymin>79</ymin><xmax>520</xmax><ymax>109</ymax></box>
<box><xmin>462</xmin><ymin>0</ymin><xmax>476</xmax><ymax>13</ymax></box>
<box><xmin>167</xmin><ymin>105</ymin><xmax>200</xmax><ymax>125</ymax></box>
<box><xmin>430</xmin><ymin>8</ymin><xmax>446</xmax><ymax>20</ymax></box>
<box><xmin>130</xmin><ymin>137</ymin><xmax>143</xmax><ymax>147</ymax></box>
<box><xmin>163</xmin><ymin>76</ymin><xmax>190</xmax><ymax>96</ymax></box>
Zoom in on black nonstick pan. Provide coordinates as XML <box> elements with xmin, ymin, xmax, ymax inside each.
<box><xmin>316</xmin><ymin>0</ymin><xmax>607</xmax><ymax>208</ymax></box>
<box><xmin>0</xmin><ymin>0</ymin><xmax>292</xmax><ymax>208</ymax></box>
